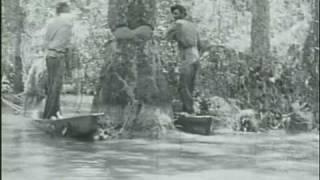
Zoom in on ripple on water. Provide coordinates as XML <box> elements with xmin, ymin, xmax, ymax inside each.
<box><xmin>1</xmin><ymin>111</ymin><xmax>319</xmax><ymax>180</ymax></box>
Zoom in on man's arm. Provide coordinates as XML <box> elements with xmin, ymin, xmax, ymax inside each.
<box><xmin>48</xmin><ymin>24</ymin><xmax>73</xmax><ymax>51</ymax></box>
<box><xmin>165</xmin><ymin>22</ymin><xmax>180</xmax><ymax>41</ymax></box>
<box><xmin>43</xmin><ymin>22</ymin><xmax>53</xmax><ymax>50</ymax></box>
<box><xmin>59</xmin><ymin>25</ymin><xmax>73</xmax><ymax>50</ymax></box>
<box><xmin>197</xmin><ymin>33</ymin><xmax>211</xmax><ymax>56</ymax></box>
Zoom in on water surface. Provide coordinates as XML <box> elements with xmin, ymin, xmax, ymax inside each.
<box><xmin>2</xmin><ymin>112</ymin><xmax>319</xmax><ymax>180</ymax></box>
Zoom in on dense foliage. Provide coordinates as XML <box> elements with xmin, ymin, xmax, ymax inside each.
<box><xmin>2</xmin><ymin>0</ymin><xmax>318</xmax><ymax>129</ymax></box>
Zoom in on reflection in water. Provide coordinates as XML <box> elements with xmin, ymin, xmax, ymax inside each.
<box><xmin>2</xmin><ymin>112</ymin><xmax>319</xmax><ymax>180</ymax></box>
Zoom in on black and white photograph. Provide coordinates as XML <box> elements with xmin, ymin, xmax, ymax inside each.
<box><xmin>1</xmin><ymin>0</ymin><xmax>319</xmax><ymax>179</ymax></box>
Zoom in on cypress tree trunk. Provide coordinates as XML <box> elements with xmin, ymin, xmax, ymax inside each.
<box><xmin>92</xmin><ymin>0</ymin><xmax>174</xmax><ymax>138</ymax></box>
<box><xmin>13</xmin><ymin>0</ymin><xmax>24</xmax><ymax>93</ymax></box>
<box><xmin>249</xmin><ymin>0</ymin><xmax>271</xmax><ymax>119</ymax></box>
<box><xmin>301</xmin><ymin>0</ymin><xmax>319</xmax><ymax>129</ymax></box>
<box><xmin>251</xmin><ymin>0</ymin><xmax>270</xmax><ymax>63</ymax></box>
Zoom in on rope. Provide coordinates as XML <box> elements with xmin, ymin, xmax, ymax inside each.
<box><xmin>75</xmin><ymin>91</ymin><xmax>83</xmax><ymax>113</ymax></box>
<box><xmin>118</xmin><ymin>101</ymin><xmax>139</xmax><ymax>136</ymax></box>
<box><xmin>75</xmin><ymin>67</ymin><xmax>83</xmax><ymax>113</ymax></box>
<box><xmin>74</xmin><ymin>51</ymin><xmax>84</xmax><ymax>113</ymax></box>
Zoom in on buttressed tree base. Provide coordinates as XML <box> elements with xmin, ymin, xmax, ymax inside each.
<box><xmin>92</xmin><ymin>0</ymin><xmax>174</xmax><ymax>139</ymax></box>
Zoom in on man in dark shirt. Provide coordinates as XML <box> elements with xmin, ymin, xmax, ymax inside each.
<box><xmin>166</xmin><ymin>5</ymin><xmax>201</xmax><ymax>114</ymax></box>
<box><xmin>42</xmin><ymin>2</ymin><xmax>73</xmax><ymax>119</ymax></box>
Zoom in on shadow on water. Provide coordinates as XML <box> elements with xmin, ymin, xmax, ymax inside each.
<box><xmin>2</xmin><ymin>111</ymin><xmax>319</xmax><ymax>180</ymax></box>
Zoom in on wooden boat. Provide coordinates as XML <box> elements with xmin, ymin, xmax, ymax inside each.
<box><xmin>174</xmin><ymin>112</ymin><xmax>221</xmax><ymax>135</ymax></box>
<box><xmin>32</xmin><ymin>113</ymin><xmax>104</xmax><ymax>138</ymax></box>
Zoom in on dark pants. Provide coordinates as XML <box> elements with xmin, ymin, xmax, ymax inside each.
<box><xmin>178</xmin><ymin>61</ymin><xmax>200</xmax><ymax>113</ymax></box>
<box><xmin>43</xmin><ymin>53</ymin><xmax>65</xmax><ymax>119</ymax></box>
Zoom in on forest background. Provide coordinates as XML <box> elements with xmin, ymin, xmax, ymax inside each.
<box><xmin>1</xmin><ymin>0</ymin><xmax>319</xmax><ymax>131</ymax></box>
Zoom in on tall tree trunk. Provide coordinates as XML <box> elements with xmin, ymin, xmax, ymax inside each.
<box><xmin>250</xmin><ymin>0</ymin><xmax>271</xmax><ymax>116</ymax></box>
<box><xmin>250</xmin><ymin>0</ymin><xmax>270</xmax><ymax>63</ymax></box>
<box><xmin>1</xmin><ymin>1</ymin><xmax>7</xmax><ymax>78</ymax></box>
<box><xmin>92</xmin><ymin>0</ymin><xmax>174</xmax><ymax>138</ymax></box>
<box><xmin>303</xmin><ymin>0</ymin><xmax>319</xmax><ymax>79</ymax></box>
<box><xmin>2</xmin><ymin>0</ymin><xmax>14</xmax><ymax>84</ymax></box>
<box><xmin>13</xmin><ymin>0</ymin><xmax>24</xmax><ymax>93</ymax></box>
<box><xmin>302</xmin><ymin>0</ymin><xmax>319</xmax><ymax>128</ymax></box>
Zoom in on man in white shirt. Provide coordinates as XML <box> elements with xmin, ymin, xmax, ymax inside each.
<box><xmin>42</xmin><ymin>2</ymin><xmax>73</xmax><ymax>119</ymax></box>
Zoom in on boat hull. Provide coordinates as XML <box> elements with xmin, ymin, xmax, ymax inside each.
<box><xmin>32</xmin><ymin>113</ymin><xmax>104</xmax><ymax>138</ymax></box>
<box><xmin>174</xmin><ymin>113</ymin><xmax>220</xmax><ymax>135</ymax></box>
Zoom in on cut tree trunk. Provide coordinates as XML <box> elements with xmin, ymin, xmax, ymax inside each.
<box><xmin>92</xmin><ymin>0</ymin><xmax>174</xmax><ymax>138</ymax></box>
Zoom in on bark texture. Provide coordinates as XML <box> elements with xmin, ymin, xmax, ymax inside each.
<box><xmin>13</xmin><ymin>0</ymin><xmax>24</xmax><ymax>93</ymax></box>
<box><xmin>92</xmin><ymin>0</ymin><xmax>174</xmax><ymax>138</ymax></box>
<box><xmin>300</xmin><ymin>0</ymin><xmax>319</xmax><ymax>130</ymax></box>
<box><xmin>251</xmin><ymin>0</ymin><xmax>270</xmax><ymax>62</ymax></box>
